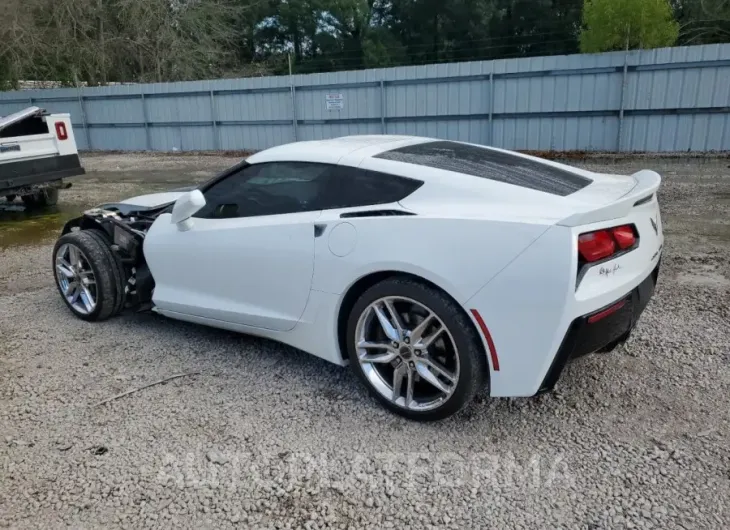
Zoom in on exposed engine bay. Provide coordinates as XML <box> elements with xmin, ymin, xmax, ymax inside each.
<box><xmin>60</xmin><ymin>201</ymin><xmax>175</xmax><ymax>311</ymax></box>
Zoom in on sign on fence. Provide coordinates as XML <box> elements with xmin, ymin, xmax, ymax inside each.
<box><xmin>325</xmin><ymin>93</ymin><xmax>344</xmax><ymax>111</ymax></box>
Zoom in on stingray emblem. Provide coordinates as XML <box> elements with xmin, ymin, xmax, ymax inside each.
<box><xmin>650</xmin><ymin>217</ymin><xmax>658</xmax><ymax>235</ymax></box>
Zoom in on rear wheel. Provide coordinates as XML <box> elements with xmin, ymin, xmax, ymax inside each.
<box><xmin>22</xmin><ymin>187</ymin><xmax>59</xmax><ymax>208</ymax></box>
<box><xmin>52</xmin><ymin>230</ymin><xmax>124</xmax><ymax>322</ymax></box>
<box><xmin>5</xmin><ymin>194</ymin><xmax>17</xmax><ymax>203</ymax></box>
<box><xmin>346</xmin><ymin>277</ymin><xmax>487</xmax><ymax>421</ymax></box>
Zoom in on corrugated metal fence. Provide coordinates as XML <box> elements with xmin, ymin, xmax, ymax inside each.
<box><xmin>1</xmin><ymin>44</ymin><xmax>729</xmax><ymax>153</ymax></box>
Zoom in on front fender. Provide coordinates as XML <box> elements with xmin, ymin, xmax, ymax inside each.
<box><xmin>60</xmin><ymin>214</ymin><xmax>104</xmax><ymax>235</ymax></box>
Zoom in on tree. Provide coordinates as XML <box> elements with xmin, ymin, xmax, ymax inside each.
<box><xmin>383</xmin><ymin>0</ymin><xmax>505</xmax><ymax>64</ymax></box>
<box><xmin>107</xmin><ymin>0</ymin><xmax>246</xmax><ymax>83</ymax></box>
<box><xmin>7</xmin><ymin>0</ymin><xmax>730</xmax><ymax>88</ymax></box>
<box><xmin>675</xmin><ymin>0</ymin><xmax>730</xmax><ymax>45</ymax></box>
<box><xmin>487</xmin><ymin>0</ymin><xmax>583</xmax><ymax>60</ymax></box>
<box><xmin>0</xmin><ymin>0</ymin><xmax>38</xmax><ymax>89</ymax></box>
<box><xmin>580</xmin><ymin>0</ymin><xmax>679</xmax><ymax>52</ymax></box>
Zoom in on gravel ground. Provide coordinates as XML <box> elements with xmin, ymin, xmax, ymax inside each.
<box><xmin>1</xmin><ymin>154</ymin><xmax>729</xmax><ymax>529</ymax></box>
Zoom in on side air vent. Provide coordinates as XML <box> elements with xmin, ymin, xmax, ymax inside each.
<box><xmin>340</xmin><ymin>210</ymin><xmax>416</xmax><ymax>219</ymax></box>
<box><xmin>633</xmin><ymin>194</ymin><xmax>654</xmax><ymax>207</ymax></box>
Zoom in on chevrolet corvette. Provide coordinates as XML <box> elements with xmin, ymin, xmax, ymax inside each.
<box><xmin>53</xmin><ymin>136</ymin><xmax>663</xmax><ymax>420</ymax></box>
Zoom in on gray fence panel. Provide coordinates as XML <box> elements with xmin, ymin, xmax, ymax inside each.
<box><xmin>218</xmin><ymin>124</ymin><xmax>295</xmax><ymax>151</ymax></box>
<box><xmin>84</xmin><ymin>98</ymin><xmax>143</xmax><ymax>124</ymax></box>
<box><xmin>216</xmin><ymin>91</ymin><xmax>291</xmax><ymax>122</ymax></box>
<box><xmin>91</xmin><ymin>127</ymin><xmax>146</xmax><ymax>151</ymax></box>
<box><xmin>2</xmin><ymin>43</ymin><xmax>730</xmax><ymax>153</ymax></box>
<box><xmin>298</xmin><ymin>121</ymin><xmax>382</xmax><ymax>141</ymax></box>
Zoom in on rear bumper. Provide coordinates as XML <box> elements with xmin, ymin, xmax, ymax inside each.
<box><xmin>537</xmin><ymin>259</ymin><xmax>660</xmax><ymax>394</ymax></box>
<box><xmin>0</xmin><ymin>154</ymin><xmax>85</xmax><ymax>192</ymax></box>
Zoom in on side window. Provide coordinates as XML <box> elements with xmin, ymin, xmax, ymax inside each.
<box><xmin>195</xmin><ymin>162</ymin><xmax>335</xmax><ymax>219</ymax></box>
<box><xmin>328</xmin><ymin>167</ymin><xmax>423</xmax><ymax>209</ymax></box>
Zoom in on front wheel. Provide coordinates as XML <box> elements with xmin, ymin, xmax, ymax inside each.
<box><xmin>346</xmin><ymin>277</ymin><xmax>488</xmax><ymax>421</ymax></box>
<box><xmin>52</xmin><ymin>230</ymin><xmax>125</xmax><ymax>322</ymax></box>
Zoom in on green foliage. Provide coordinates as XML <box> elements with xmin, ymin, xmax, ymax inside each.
<box><xmin>2</xmin><ymin>0</ymin><xmax>728</xmax><ymax>88</ymax></box>
<box><xmin>580</xmin><ymin>0</ymin><xmax>680</xmax><ymax>52</ymax></box>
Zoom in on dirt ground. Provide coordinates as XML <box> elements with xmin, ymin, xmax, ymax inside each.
<box><xmin>0</xmin><ymin>153</ymin><xmax>729</xmax><ymax>529</ymax></box>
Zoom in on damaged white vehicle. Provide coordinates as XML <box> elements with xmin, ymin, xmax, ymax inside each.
<box><xmin>53</xmin><ymin>135</ymin><xmax>664</xmax><ymax>421</ymax></box>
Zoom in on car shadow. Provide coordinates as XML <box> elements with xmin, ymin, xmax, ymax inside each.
<box><xmin>112</xmin><ymin>308</ymin><xmax>593</xmax><ymax>433</ymax></box>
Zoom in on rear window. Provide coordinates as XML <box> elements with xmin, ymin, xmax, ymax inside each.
<box><xmin>375</xmin><ymin>140</ymin><xmax>592</xmax><ymax>196</ymax></box>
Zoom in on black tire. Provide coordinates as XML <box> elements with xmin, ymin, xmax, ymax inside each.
<box><xmin>21</xmin><ymin>194</ymin><xmax>37</xmax><ymax>207</ymax></box>
<box><xmin>346</xmin><ymin>277</ymin><xmax>488</xmax><ymax>421</ymax></box>
<box><xmin>84</xmin><ymin>229</ymin><xmax>128</xmax><ymax>316</ymax></box>
<box><xmin>42</xmin><ymin>187</ymin><xmax>59</xmax><ymax>206</ymax></box>
<box><xmin>5</xmin><ymin>194</ymin><xmax>16</xmax><ymax>203</ymax></box>
<box><xmin>22</xmin><ymin>187</ymin><xmax>58</xmax><ymax>208</ymax></box>
<box><xmin>52</xmin><ymin>230</ymin><xmax>122</xmax><ymax>322</ymax></box>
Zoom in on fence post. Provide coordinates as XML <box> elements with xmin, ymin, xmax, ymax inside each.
<box><xmin>289</xmin><ymin>54</ymin><xmax>298</xmax><ymax>141</ymax></box>
<box><xmin>77</xmin><ymin>86</ymin><xmax>91</xmax><ymax>151</ymax></box>
<box><xmin>488</xmin><ymin>69</ymin><xmax>494</xmax><ymax>146</ymax></box>
<box><xmin>380</xmin><ymin>80</ymin><xmax>386</xmax><ymax>134</ymax></box>
<box><xmin>617</xmin><ymin>46</ymin><xmax>630</xmax><ymax>152</ymax></box>
<box><xmin>141</xmin><ymin>93</ymin><xmax>151</xmax><ymax>151</ymax></box>
<box><xmin>290</xmin><ymin>86</ymin><xmax>298</xmax><ymax>141</ymax></box>
<box><xmin>210</xmin><ymin>90</ymin><xmax>219</xmax><ymax>150</ymax></box>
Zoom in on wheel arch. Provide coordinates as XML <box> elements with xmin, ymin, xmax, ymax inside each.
<box><xmin>61</xmin><ymin>215</ymin><xmax>106</xmax><ymax>236</ymax></box>
<box><xmin>335</xmin><ymin>270</ymin><xmax>492</xmax><ymax>381</ymax></box>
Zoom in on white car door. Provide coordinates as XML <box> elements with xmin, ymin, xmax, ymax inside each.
<box><xmin>144</xmin><ymin>161</ymin><xmax>335</xmax><ymax>332</ymax></box>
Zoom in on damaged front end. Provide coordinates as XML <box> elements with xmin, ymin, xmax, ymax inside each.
<box><xmin>60</xmin><ymin>200</ymin><xmax>174</xmax><ymax>311</ymax></box>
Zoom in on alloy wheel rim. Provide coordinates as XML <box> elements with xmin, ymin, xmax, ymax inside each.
<box><xmin>55</xmin><ymin>243</ymin><xmax>98</xmax><ymax>315</ymax></box>
<box><xmin>354</xmin><ymin>296</ymin><xmax>460</xmax><ymax>411</ymax></box>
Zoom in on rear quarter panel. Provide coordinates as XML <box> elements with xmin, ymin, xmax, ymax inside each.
<box><xmin>465</xmin><ymin>225</ymin><xmax>576</xmax><ymax>397</ymax></box>
<box><xmin>467</xmin><ymin>196</ymin><xmax>664</xmax><ymax>398</ymax></box>
<box><xmin>312</xmin><ymin>215</ymin><xmax>550</xmax><ymax>304</ymax></box>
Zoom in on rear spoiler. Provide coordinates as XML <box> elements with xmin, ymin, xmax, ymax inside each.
<box><xmin>557</xmin><ymin>170</ymin><xmax>661</xmax><ymax>227</ymax></box>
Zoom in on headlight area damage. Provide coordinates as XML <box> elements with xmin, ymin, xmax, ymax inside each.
<box><xmin>59</xmin><ymin>201</ymin><xmax>174</xmax><ymax>313</ymax></box>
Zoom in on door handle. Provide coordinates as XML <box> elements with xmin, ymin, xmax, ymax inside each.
<box><xmin>314</xmin><ymin>224</ymin><xmax>327</xmax><ymax>237</ymax></box>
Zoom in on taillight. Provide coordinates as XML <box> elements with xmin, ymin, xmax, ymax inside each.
<box><xmin>611</xmin><ymin>225</ymin><xmax>636</xmax><ymax>249</ymax></box>
<box><xmin>578</xmin><ymin>224</ymin><xmax>637</xmax><ymax>263</ymax></box>
<box><xmin>578</xmin><ymin>230</ymin><xmax>616</xmax><ymax>262</ymax></box>
<box><xmin>55</xmin><ymin>122</ymin><xmax>68</xmax><ymax>141</ymax></box>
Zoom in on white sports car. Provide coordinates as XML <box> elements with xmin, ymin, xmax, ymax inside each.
<box><xmin>53</xmin><ymin>136</ymin><xmax>663</xmax><ymax>420</ymax></box>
